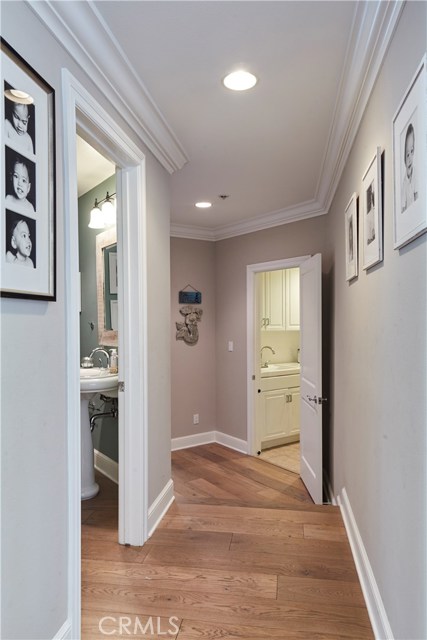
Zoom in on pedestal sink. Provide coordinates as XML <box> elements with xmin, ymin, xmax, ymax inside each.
<box><xmin>80</xmin><ymin>368</ymin><xmax>118</xmax><ymax>500</ymax></box>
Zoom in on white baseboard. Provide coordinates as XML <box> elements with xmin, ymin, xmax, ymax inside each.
<box><xmin>215</xmin><ymin>431</ymin><xmax>248</xmax><ymax>454</ymax></box>
<box><xmin>171</xmin><ymin>431</ymin><xmax>216</xmax><ymax>451</ymax></box>
<box><xmin>337</xmin><ymin>487</ymin><xmax>393</xmax><ymax>640</ymax></box>
<box><xmin>171</xmin><ymin>430</ymin><xmax>248</xmax><ymax>454</ymax></box>
<box><xmin>53</xmin><ymin>619</ymin><xmax>72</xmax><ymax>640</ymax></box>
<box><xmin>148</xmin><ymin>479</ymin><xmax>175</xmax><ymax>538</ymax></box>
<box><xmin>94</xmin><ymin>449</ymin><xmax>118</xmax><ymax>484</ymax></box>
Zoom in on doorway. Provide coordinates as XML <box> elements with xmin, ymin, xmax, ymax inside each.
<box><xmin>256</xmin><ymin>266</ymin><xmax>301</xmax><ymax>475</ymax></box>
<box><xmin>246</xmin><ymin>254</ymin><xmax>324</xmax><ymax>504</ymax></box>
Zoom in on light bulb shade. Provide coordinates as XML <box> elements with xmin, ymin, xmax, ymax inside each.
<box><xmin>101</xmin><ymin>198</ymin><xmax>116</xmax><ymax>225</ymax></box>
<box><xmin>88</xmin><ymin>205</ymin><xmax>105</xmax><ymax>229</ymax></box>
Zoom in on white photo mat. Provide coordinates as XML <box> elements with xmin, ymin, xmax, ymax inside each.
<box><xmin>392</xmin><ymin>55</ymin><xmax>426</xmax><ymax>249</ymax></box>
<box><xmin>362</xmin><ymin>148</ymin><xmax>382</xmax><ymax>271</ymax></box>
<box><xmin>345</xmin><ymin>193</ymin><xmax>358</xmax><ymax>281</ymax></box>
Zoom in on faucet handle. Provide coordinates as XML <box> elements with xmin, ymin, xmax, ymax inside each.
<box><xmin>81</xmin><ymin>356</ymin><xmax>94</xmax><ymax>369</ymax></box>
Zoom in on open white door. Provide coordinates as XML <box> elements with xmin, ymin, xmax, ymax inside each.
<box><xmin>300</xmin><ymin>253</ymin><xmax>324</xmax><ymax>504</ymax></box>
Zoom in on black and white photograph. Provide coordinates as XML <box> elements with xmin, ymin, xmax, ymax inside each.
<box><xmin>393</xmin><ymin>55</ymin><xmax>426</xmax><ymax>249</ymax></box>
<box><xmin>362</xmin><ymin>148</ymin><xmax>382</xmax><ymax>271</ymax></box>
<box><xmin>4</xmin><ymin>80</ymin><xmax>36</xmax><ymax>157</ymax></box>
<box><xmin>5</xmin><ymin>146</ymin><xmax>36</xmax><ymax>215</ymax></box>
<box><xmin>1</xmin><ymin>38</ymin><xmax>55</xmax><ymax>300</ymax></box>
<box><xmin>5</xmin><ymin>210</ymin><xmax>36</xmax><ymax>269</ymax></box>
<box><xmin>345</xmin><ymin>192</ymin><xmax>358</xmax><ymax>281</ymax></box>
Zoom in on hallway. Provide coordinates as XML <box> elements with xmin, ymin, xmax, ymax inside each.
<box><xmin>82</xmin><ymin>444</ymin><xmax>373</xmax><ymax>638</ymax></box>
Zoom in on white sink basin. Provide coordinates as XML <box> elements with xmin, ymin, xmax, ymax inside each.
<box><xmin>80</xmin><ymin>367</ymin><xmax>118</xmax><ymax>397</ymax></box>
<box><xmin>260</xmin><ymin>362</ymin><xmax>300</xmax><ymax>377</ymax></box>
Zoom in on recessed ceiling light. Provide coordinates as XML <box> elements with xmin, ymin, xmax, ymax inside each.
<box><xmin>195</xmin><ymin>202</ymin><xmax>212</xmax><ymax>209</ymax></box>
<box><xmin>4</xmin><ymin>89</ymin><xmax>34</xmax><ymax>104</ymax></box>
<box><xmin>223</xmin><ymin>70</ymin><xmax>257</xmax><ymax>91</ymax></box>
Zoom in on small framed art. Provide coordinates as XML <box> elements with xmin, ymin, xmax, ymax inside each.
<box><xmin>1</xmin><ymin>38</ymin><xmax>56</xmax><ymax>300</ymax></box>
<box><xmin>345</xmin><ymin>193</ymin><xmax>358</xmax><ymax>281</ymax></box>
<box><xmin>362</xmin><ymin>148</ymin><xmax>382</xmax><ymax>270</ymax></box>
<box><xmin>392</xmin><ymin>55</ymin><xmax>426</xmax><ymax>249</ymax></box>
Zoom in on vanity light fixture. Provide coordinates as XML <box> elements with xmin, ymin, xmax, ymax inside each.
<box><xmin>101</xmin><ymin>192</ymin><xmax>116</xmax><ymax>225</ymax></box>
<box><xmin>88</xmin><ymin>192</ymin><xmax>117</xmax><ymax>229</ymax></box>
<box><xmin>195</xmin><ymin>202</ymin><xmax>212</xmax><ymax>209</ymax></box>
<box><xmin>223</xmin><ymin>69</ymin><xmax>257</xmax><ymax>91</ymax></box>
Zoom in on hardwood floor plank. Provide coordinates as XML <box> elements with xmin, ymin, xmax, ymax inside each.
<box><xmin>177</xmin><ymin>619</ymin><xmax>363</xmax><ymax>639</ymax></box>
<box><xmin>143</xmin><ymin>544</ymin><xmax>360</xmax><ymax>582</ymax></box>
<box><xmin>159</xmin><ymin>514</ymin><xmax>304</xmax><ymax>538</ymax></box>
<box><xmin>304</xmin><ymin>523</ymin><xmax>348</xmax><ymax>542</ymax></box>
<box><xmin>146</xmin><ymin>528</ymin><xmax>232</xmax><ymax>549</ymax></box>
<box><xmin>81</xmin><ymin>538</ymin><xmax>150</xmax><ymax>564</ymax></box>
<box><xmin>277</xmin><ymin>575</ymin><xmax>366</xmax><ymax>607</ymax></box>
<box><xmin>82</xmin><ymin>559</ymin><xmax>277</xmax><ymax>598</ymax></box>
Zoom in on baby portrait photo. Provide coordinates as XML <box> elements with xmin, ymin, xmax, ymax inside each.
<box><xmin>400</xmin><ymin>118</ymin><xmax>418</xmax><ymax>213</ymax></box>
<box><xmin>4</xmin><ymin>146</ymin><xmax>36</xmax><ymax>215</ymax></box>
<box><xmin>5</xmin><ymin>210</ymin><xmax>36</xmax><ymax>269</ymax></box>
<box><xmin>4</xmin><ymin>80</ymin><xmax>36</xmax><ymax>157</ymax></box>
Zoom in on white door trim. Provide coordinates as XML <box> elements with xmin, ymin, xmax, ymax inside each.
<box><xmin>246</xmin><ymin>256</ymin><xmax>310</xmax><ymax>455</ymax></box>
<box><xmin>62</xmin><ymin>69</ymin><xmax>148</xmax><ymax>638</ymax></box>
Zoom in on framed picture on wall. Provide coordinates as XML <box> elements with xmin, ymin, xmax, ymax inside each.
<box><xmin>392</xmin><ymin>54</ymin><xmax>426</xmax><ymax>249</ymax></box>
<box><xmin>361</xmin><ymin>148</ymin><xmax>382</xmax><ymax>271</ymax></box>
<box><xmin>345</xmin><ymin>192</ymin><xmax>358</xmax><ymax>281</ymax></box>
<box><xmin>0</xmin><ymin>38</ymin><xmax>56</xmax><ymax>300</ymax></box>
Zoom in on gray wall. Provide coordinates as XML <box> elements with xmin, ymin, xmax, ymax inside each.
<box><xmin>1</xmin><ymin>2</ymin><xmax>172</xmax><ymax>637</ymax></box>
<box><xmin>171</xmin><ymin>238</ymin><xmax>216</xmax><ymax>439</ymax></box>
<box><xmin>327</xmin><ymin>3</ymin><xmax>426</xmax><ymax>638</ymax></box>
<box><xmin>215</xmin><ymin>217</ymin><xmax>328</xmax><ymax>441</ymax></box>
<box><xmin>78</xmin><ymin>174</ymin><xmax>118</xmax><ymax>463</ymax></box>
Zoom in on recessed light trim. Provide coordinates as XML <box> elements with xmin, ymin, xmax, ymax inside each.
<box><xmin>223</xmin><ymin>70</ymin><xmax>257</xmax><ymax>91</ymax></box>
<box><xmin>4</xmin><ymin>89</ymin><xmax>34</xmax><ymax>104</ymax></box>
<box><xmin>195</xmin><ymin>202</ymin><xmax>212</xmax><ymax>209</ymax></box>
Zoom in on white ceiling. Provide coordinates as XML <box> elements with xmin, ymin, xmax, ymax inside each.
<box><xmin>65</xmin><ymin>1</ymin><xmax>400</xmax><ymax>239</ymax></box>
<box><xmin>76</xmin><ymin>136</ymin><xmax>115</xmax><ymax>198</ymax></box>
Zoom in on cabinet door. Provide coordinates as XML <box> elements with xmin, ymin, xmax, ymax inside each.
<box><xmin>263</xmin><ymin>270</ymin><xmax>286</xmax><ymax>331</ymax></box>
<box><xmin>285</xmin><ymin>268</ymin><xmax>300</xmax><ymax>330</ymax></box>
<box><xmin>260</xmin><ymin>388</ymin><xmax>288</xmax><ymax>444</ymax></box>
<box><xmin>287</xmin><ymin>387</ymin><xmax>300</xmax><ymax>437</ymax></box>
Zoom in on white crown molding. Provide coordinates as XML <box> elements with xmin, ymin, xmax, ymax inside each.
<box><xmin>26</xmin><ymin>0</ymin><xmax>188</xmax><ymax>174</ymax></box>
<box><xmin>316</xmin><ymin>0</ymin><xmax>404</xmax><ymax>210</ymax></box>
<box><xmin>171</xmin><ymin>199</ymin><xmax>327</xmax><ymax>242</ymax></box>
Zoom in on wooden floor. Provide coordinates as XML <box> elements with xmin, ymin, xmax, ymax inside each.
<box><xmin>81</xmin><ymin>444</ymin><xmax>373</xmax><ymax>639</ymax></box>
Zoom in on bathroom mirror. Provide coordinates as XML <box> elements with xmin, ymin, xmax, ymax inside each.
<box><xmin>96</xmin><ymin>227</ymin><xmax>118</xmax><ymax>347</ymax></box>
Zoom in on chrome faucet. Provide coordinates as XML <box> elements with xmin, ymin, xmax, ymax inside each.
<box><xmin>89</xmin><ymin>347</ymin><xmax>110</xmax><ymax>368</ymax></box>
<box><xmin>260</xmin><ymin>345</ymin><xmax>275</xmax><ymax>368</ymax></box>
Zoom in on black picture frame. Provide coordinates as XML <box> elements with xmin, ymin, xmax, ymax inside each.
<box><xmin>1</xmin><ymin>38</ymin><xmax>56</xmax><ymax>300</ymax></box>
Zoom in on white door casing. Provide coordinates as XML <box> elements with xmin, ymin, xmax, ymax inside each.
<box><xmin>299</xmin><ymin>253</ymin><xmax>323</xmax><ymax>504</ymax></box>
<box><xmin>62</xmin><ymin>69</ymin><xmax>148</xmax><ymax>638</ymax></box>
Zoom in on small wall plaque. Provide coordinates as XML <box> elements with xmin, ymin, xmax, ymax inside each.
<box><xmin>179</xmin><ymin>285</ymin><xmax>201</xmax><ymax>304</ymax></box>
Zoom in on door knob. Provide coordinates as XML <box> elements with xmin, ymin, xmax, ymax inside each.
<box><xmin>306</xmin><ymin>394</ymin><xmax>328</xmax><ymax>405</ymax></box>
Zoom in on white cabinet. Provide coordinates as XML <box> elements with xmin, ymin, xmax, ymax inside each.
<box><xmin>261</xmin><ymin>268</ymin><xmax>300</xmax><ymax>331</ymax></box>
<box><xmin>259</xmin><ymin>374</ymin><xmax>300</xmax><ymax>448</ymax></box>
